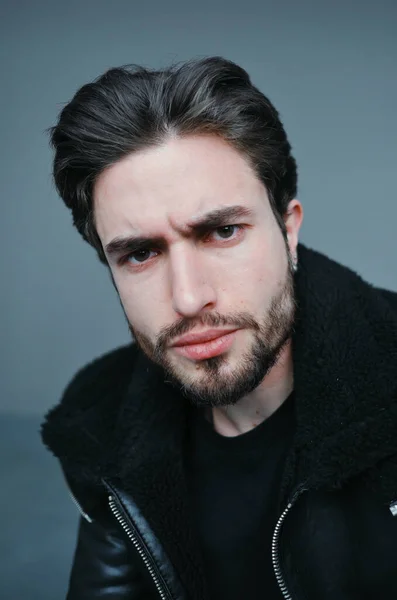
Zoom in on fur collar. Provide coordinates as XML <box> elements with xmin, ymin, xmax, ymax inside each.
<box><xmin>41</xmin><ymin>244</ymin><xmax>397</xmax><ymax>598</ymax></box>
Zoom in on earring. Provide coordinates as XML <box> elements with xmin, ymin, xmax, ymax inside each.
<box><xmin>292</xmin><ymin>255</ymin><xmax>298</xmax><ymax>273</ymax></box>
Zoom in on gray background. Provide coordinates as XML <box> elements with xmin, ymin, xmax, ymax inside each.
<box><xmin>0</xmin><ymin>0</ymin><xmax>396</xmax><ymax>597</ymax></box>
<box><xmin>2</xmin><ymin>0</ymin><xmax>397</xmax><ymax>418</ymax></box>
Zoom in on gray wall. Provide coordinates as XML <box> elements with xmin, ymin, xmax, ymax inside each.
<box><xmin>1</xmin><ymin>0</ymin><xmax>396</xmax><ymax>415</ymax></box>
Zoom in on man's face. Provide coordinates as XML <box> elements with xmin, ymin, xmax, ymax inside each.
<box><xmin>94</xmin><ymin>134</ymin><xmax>301</xmax><ymax>407</ymax></box>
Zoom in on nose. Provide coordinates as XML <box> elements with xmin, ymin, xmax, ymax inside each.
<box><xmin>169</xmin><ymin>245</ymin><xmax>216</xmax><ymax>317</ymax></box>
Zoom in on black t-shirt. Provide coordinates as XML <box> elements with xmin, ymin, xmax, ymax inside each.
<box><xmin>185</xmin><ymin>393</ymin><xmax>295</xmax><ymax>600</ymax></box>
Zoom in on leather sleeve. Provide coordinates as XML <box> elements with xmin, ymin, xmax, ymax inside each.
<box><xmin>67</xmin><ymin>516</ymin><xmax>155</xmax><ymax>600</ymax></box>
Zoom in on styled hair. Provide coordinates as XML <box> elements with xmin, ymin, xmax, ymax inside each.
<box><xmin>50</xmin><ymin>56</ymin><xmax>297</xmax><ymax>263</ymax></box>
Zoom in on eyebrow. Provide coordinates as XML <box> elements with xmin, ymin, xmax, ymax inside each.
<box><xmin>104</xmin><ymin>205</ymin><xmax>254</xmax><ymax>260</ymax></box>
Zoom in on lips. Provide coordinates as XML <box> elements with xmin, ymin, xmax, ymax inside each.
<box><xmin>171</xmin><ymin>329</ymin><xmax>238</xmax><ymax>347</ymax></box>
<box><xmin>171</xmin><ymin>329</ymin><xmax>239</xmax><ymax>360</ymax></box>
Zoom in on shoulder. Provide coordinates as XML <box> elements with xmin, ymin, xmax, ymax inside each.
<box><xmin>377</xmin><ymin>287</ymin><xmax>397</xmax><ymax>313</ymax></box>
<box><xmin>41</xmin><ymin>343</ymin><xmax>139</xmax><ymax>474</ymax></box>
<box><xmin>57</xmin><ymin>343</ymin><xmax>139</xmax><ymax>412</ymax></box>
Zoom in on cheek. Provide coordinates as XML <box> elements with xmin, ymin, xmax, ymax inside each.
<box><xmin>230</xmin><ymin>238</ymin><xmax>282</xmax><ymax>286</ymax></box>
<box><xmin>114</xmin><ymin>275</ymin><xmax>168</xmax><ymax>335</ymax></box>
<box><xmin>231</xmin><ymin>241</ymin><xmax>287</xmax><ymax>307</ymax></box>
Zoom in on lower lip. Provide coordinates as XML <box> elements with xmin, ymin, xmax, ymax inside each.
<box><xmin>173</xmin><ymin>330</ymin><xmax>238</xmax><ymax>360</ymax></box>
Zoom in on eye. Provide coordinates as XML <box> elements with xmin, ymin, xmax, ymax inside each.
<box><xmin>125</xmin><ymin>248</ymin><xmax>157</xmax><ymax>265</ymax></box>
<box><xmin>211</xmin><ymin>224</ymin><xmax>243</xmax><ymax>241</ymax></box>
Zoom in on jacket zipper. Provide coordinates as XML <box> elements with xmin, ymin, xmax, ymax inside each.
<box><xmin>272</xmin><ymin>487</ymin><xmax>307</xmax><ymax>600</ymax></box>
<box><xmin>69</xmin><ymin>479</ymin><xmax>305</xmax><ymax>600</ymax></box>
<box><xmin>68</xmin><ymin>488</ymin><xmax>93</xmax><ymax>523</ymax></box>
<box><xmin>108</xmin><ymin>494</ymin><xmax>173</xmax><ymax>600</ymax></box>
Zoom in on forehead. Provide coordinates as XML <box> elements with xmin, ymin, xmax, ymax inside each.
<box><xmin>93</xmin><ymin>134</ymin><xmax>266</xmax><ymax>239</ymax></box>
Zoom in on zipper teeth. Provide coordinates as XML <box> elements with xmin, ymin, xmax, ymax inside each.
<box><xmin>272</xmin><ymin>502</ymin><xmax>294</xmax><ymax>600</ymax></box>
<box><xmin>108</xmin><ymin>495</ymin><xmax>169</xmax><ymax>600</ymax></box>
<box><xmin>272</xmin><ymin>488</ymin><xmax>306</xmax><ymax>600</ymax></box>
<box><xmin>68</xmin><ymin>489</ymin><xmax>93</xmax><ymax>523</ymax></box>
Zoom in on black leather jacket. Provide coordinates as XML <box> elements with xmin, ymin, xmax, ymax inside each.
<box><xmin>42</xmin><ymin>246</ymin><xmax>397</xmax><ymax>599</ymax></box>
<box><xmin>66</xmin><ymin>477</ymin><xmax>397</xmax><ymax>600</ymax></box>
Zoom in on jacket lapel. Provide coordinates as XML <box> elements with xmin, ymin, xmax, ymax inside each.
<box><xmin>287</xmin><ymin>246</ymin><xmax>397</xmax><ymax>494</ymax></box>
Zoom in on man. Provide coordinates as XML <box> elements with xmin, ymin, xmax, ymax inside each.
<box><xmin>41</xmin><ymin>57</ymin><xmax>397</xmax><ymax>599</ymax></box>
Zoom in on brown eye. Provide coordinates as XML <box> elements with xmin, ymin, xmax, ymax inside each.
<box><xmin>212</xmin><ymin>225</ymin><xmax>241</xmax><ymax>240</ymax></box>
<box><xmin>127</xmin><ymin>249</ymin><xmax>154</xmax><ymax>264</ymax></box>
<box><xmin>217</xmin><ymin>226</ymin><xmax>235</xmax><ymax>238</ymax></box>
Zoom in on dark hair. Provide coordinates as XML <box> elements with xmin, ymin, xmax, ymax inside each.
<box><xmin>50</xmin><ymin>56</ymin><xmax>297</xmax><ymax>263</ymax></box>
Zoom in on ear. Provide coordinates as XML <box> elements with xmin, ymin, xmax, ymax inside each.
<box><xmin>284</xmin><ymin>199</ymin><xmax>303</xmax><ymax>258</ymax></box>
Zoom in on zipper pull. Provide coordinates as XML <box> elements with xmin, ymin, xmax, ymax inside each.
<box><xmin>389</xmin><ymin>500</ymin><xmax>397</xmax><ymax>517</ymax></box>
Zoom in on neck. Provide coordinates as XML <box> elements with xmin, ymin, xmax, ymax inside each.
<box><xmin>209</xmin><ymin>341</ymin><xmax>294</xmax><ymax>437</ymax></box>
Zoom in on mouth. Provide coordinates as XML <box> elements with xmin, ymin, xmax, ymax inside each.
<box><xmin>171</xmin><ymin>329</ymin><xmax>239</xmax><ymax>360</ymax></box>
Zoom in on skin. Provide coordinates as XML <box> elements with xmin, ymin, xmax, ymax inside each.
<box><xmin>94</xmin><ymin>134</ymin><xmax>303</xmax><ymax>436</ymax></box>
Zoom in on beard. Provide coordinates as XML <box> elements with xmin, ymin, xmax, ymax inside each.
<box><xmin>127</xmin><ymin>253</ymin><xmax>296</xmax><ymax>408</ymax></box>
